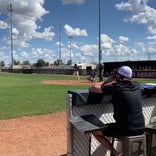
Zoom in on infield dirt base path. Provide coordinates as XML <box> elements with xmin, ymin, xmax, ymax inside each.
<box><xmin>42</xmin><ymin>79</ymin><xmax>94</xmax><ymax>86</ymax></box>
<box><xmin>0</xmin><ymin>112</ymin><xmax>67</xmax><ymax>156</ymax></box>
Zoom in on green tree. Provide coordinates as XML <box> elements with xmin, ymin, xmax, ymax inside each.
<box><xmin>23</xmin><ymin>60</ymin><xmax>30</xmax><ymax>65</ymax></box>
<box><xmin>35</xmin><ymin>59</ymin><xmax>49</xmax><ymax>67</ymax></box>
<box><xmin>0</xmin><ymin>60</ymin><xmax>5</xmax><ymax>67</ymax></box>
<box><xmin>67</xmin><ymin>59</ymin><xmax>72</xmax><ymax>65</ymax></box>
<box><xmin>14</xmin><ymin>59</ymin><xmax>20</xmax><ymax>65</ymax></box>
<box><xmin>54</xmin><ymin>59</ymin><xmax>63</xmax><ymax>66</ymax></box>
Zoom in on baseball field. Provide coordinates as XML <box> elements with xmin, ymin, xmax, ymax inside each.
<box><xmin>0</xmin><ymin>73</ymin><xmax>92</xmax><ymax>156</ymax></box>
<box><xmin>0</xmin><ymin>73</ymin><xmax>155</xmax><ymax>156</ymax></box>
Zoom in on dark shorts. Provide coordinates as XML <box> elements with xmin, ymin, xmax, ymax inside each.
<box><xmin>102</xmin><ymin>123</ymin><xmax>144</xmax><ymax>137</ymax></box>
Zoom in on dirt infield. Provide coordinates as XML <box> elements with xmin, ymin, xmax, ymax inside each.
<box><xmin>0</xmin><ymin>112</ymin><xmax>67</xmax><ymax>156</ymax></box>
<box><xmin>42</xmin><ymin>79</ymin><xmax>94</xmax><ymax>86</ymax></box>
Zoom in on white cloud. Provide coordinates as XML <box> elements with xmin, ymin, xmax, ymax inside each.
<box><xmin>119</xmin><ymin>36</ymin><xmax>129</xmax><ymax>43</ymax></box>
<box><xmin>116</xmin><ymin>0</ymin><xmax>156</xmax><ymax>35</ymax></box>
<box><xmin>20</xmin><ymin>51</ymin><xmax>29</xmax><ymax>58</ymax></box>
<box><xmin>70</xmin><ymin>42</ymin><xmax>79</xmax><ymax>49</ymax></box>
<box><xmin>32</xmin><ymin>48</ymin><xmax>43</xmax><ymax>56</ymax></box>
<box><xmin>115</xmin><ymin>1</ymin><xmax>132</xmax><ymax>11</ymax></box>
<box><xmin>101</xmin><ymin>34</ymin><xmax>115</xmax><ymax>49</ymax></box>
<box><xmin>116</xmin><ymin>0</ymin><xmax>147</xmax><ymax>13</ymax></box>
<box><xmin>79</xmin><ymin>44</ymin><xmax>98</xmax><ymax>56</ymax></box>
<box><xmin>146</xmin><ymin>35</ymin><xmax>156</xmax><ymax>40</ymax></box>
<box><xmin>0</xmin><ymin>0</ymin><xmax>154</xmax><ymax>64</ymax></box>
<box><xmin>130</xmin><ymin>0</ymin><xmax>147</xmax><ymax>13</ymax></box>
<box><xmin>135</xmin><ymin>41</ymin><xmax>146</xmax><ymax>53</ymax></box>
<box><xmin>14</xmin><ymin>40</ymin><xmax>30</xmax><ymax>48</ymax></box>
<box><xmin>30</xmin><ymin>48</ymin><xmax>56</xmax><ymax>63</ymax></box>
<box><xmin>0</xmin><ymin>0</ymin><xmax>55</xmax><ymax>48</ymax></box>
<box><xmin>71</xmin><ymin>34</ymin><xmax>141</xmax><ymax>62</ymax></box>
<box><xmin>33</xmin><ymin>27</ymin><xmax>55</xmax><ymax>41</ymax></box>
<box><xmin>62</xmin><ymin>0</ymin><xmax>86</xmax><ymax>5</ymax></box>
<box><xmin>55</xmin><ymin>41</ymin><xmax>63</xmax><ymax>47</ymax></box>
<box><xmin>0</xmin><ymin>20</ymin><xmax>8</xmax><ymax>29</ymax></box>
<box><xmin>64</xmin><ymin>24</ymin><xmax>88</xmax><ymax>37</ymax></box>
<box><xmin>12</xmin><ymin>48</ymin><xmax>57</xmax><ymax>64</ymax></box>
<box><xmin>147</xmin><ymin>41</ymin><xmax>156</xmax><ymax>54</ymax></box>
<box><xmin>131</xmin><ymin>48</ymin><xmax>139</xmax><ymax>55</ymax></box>
<box><xmin>114</xmin><ymin>44</ymin><xmax>132</xmax><ymax>56</ymax></box>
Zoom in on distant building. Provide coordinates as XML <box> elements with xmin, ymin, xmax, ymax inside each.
<box><xmin>75</xmin><ymin>63</ymin><xmax>97</xmax><ymax>75</ymax></box>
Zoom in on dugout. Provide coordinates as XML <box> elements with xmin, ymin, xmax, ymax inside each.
<box><xmin>103</xmin><ymin>60</ymin><xmax>156</xmax><ymax>76</ymax></box>
<box><xmin>66</xmin><ymin>83</ymin><xmax>156</xmax><ymax>156</ymax></box>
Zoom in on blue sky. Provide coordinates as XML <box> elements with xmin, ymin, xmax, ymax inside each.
<box><xmin>0</xmin><ymin>0</ymin><xmax>156</xmax><ymax>65</ymax></box>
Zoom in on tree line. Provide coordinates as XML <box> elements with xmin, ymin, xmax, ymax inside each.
<box><xmin>1</xmin><ymin>58</ymin><xmax>73</xmax><ymax>68</ymax></box>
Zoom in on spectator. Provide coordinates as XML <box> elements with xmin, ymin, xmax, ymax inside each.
<box><xmin>89</xmin><ymin>66</ymin><xmax>145</xmax><ymax>156</ymax></box>
<box><xmin>87</xmin><ymin>69</ymin><xmax>97</xmax><ymax>82</ymax></box>
<box><xmin>99</xmin><ymin>63</ymin><xmax>104</xmax><ymax>82</ymax></box>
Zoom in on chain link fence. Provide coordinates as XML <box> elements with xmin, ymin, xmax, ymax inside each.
<box><xmin>67</xmin><ymin>89</ymin><xmax>156</xmax><ymax>156</ymax></box>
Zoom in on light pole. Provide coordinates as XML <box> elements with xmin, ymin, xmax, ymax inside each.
<box><xmin>98</xmin><ymin>0</ymin><xmax>102</xmax><ymax>81</ymax></box>
<box><xmin>69</xmin><ymin>36</ymin><xmax>73</xmax><ymax>63</ymax></box>
<box><xmin>7</xmin><ymin>3</ymin><xmax>14</xmax><ymax>70</ymax></box>
<box><xmin>58</xmin><ymin>17</ymin><xmax>64</xmax><ymax>67</ymax></box>
<box><xmin>99</xmin><ymin>0</ymin><xmax>102</xmax><ymax>65</ymax></box>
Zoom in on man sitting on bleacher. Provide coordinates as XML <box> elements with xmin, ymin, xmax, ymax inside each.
<box><xmin>89</xmin><ymin>66</ymin><xmax>145</xmax><ymax>156</ymax></box>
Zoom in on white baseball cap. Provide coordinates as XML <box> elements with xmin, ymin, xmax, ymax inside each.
<box><xmin>118</xmin><ymin>66</ymin><xmax>132</xmax><ymax>78</ymax></box>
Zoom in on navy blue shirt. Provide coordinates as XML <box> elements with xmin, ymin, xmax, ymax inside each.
<box><xmin>101</xmin><ymin>80</ymin><xmax>145</xmax><ymax>131</ymax></box>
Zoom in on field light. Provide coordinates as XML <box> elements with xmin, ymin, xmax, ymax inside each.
<box><xmin>7</xmin><ymin>3</ymin><xmax>14</xmax><ymax>70</ymax></box>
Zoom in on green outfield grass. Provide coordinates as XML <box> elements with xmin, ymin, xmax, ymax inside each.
<box><xmin>0</xmin><ymin>73</ymin><xmax>88</xmax><ymax>120</ymax></box>
<box><xmin>0</xmin><ymin>73</ymin><xmax>155</xmax><ymax>120</ymax></box>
